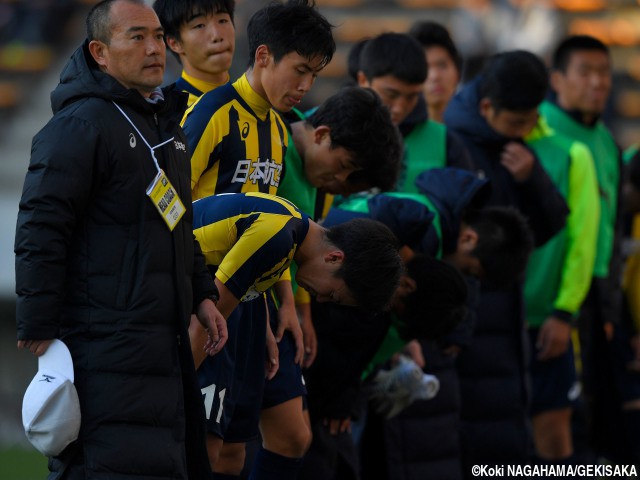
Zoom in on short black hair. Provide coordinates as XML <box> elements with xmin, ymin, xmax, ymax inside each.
<box><xmin>326</xmin><ymin>218</ymin><xmax>403</xmax><ymax>312</ymax></box>
<box><xmin>87</xmin><ymin>0</ymin><xmax>146</xmax><ymax>43</ymax></box>
<box><xmin>359</xmin><ymin>32</ymin><xmax>427</xmax><ymax>85</ymax></box>
<box><xmin>153</xmin><ymin>0</ymin><xmax>235</xmax><ymax>40</ymax></box>
<box><xmin>463</xmin><ymin>206</ymin><xmax>533</xmax><ymax>287</ymax></box>
<box><xmin>307</xmin><ymin>87</ymin><xmax>402</xmax><ymax>185</ymax></box>
<box><xmin>346</xmin><ymin>38</ymin><xmax>369</xmax><ymax>83</ymax></box>
<box><xmin>338</xmin><ymin>158</ymin><xmax>400</xmax><ymax>193</ymax></box>
<box><xmin>409</xmin><ymin>20</ymin><xmax>462</xmax><ymax>73</ymax></box>
<box><xmin>246</xmin><ymin>0</ymin><xmax>335</xmax><ymax>69</ymax></box>
<box><xmin>479</xmin><ymin>50</ymin><xmax>548</xmax><ymax>112</ymax></box>
<box><xmin>397</xmin><ymin>254</ymin><xmax>468</xmax><ymax>340</ymax></box>
<box><xmin>551</xmin><ymin>35</ymin><xmax>609</xmax><ymax>72</ymax></box>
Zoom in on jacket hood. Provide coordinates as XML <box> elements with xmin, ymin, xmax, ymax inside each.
<box><xmin>444</xmin><ymin>76</ymin><xmax>509</xmax><ymax>148</ymax></box>
<box><xmin>367</xmin><ymin>195</ymin><xmax>435</xmax><ymax>250</ymax></box>
<box><xmin>415</xmin><ymin>167</ymin><xmax>490</xmax><ymax>254</ymax></box>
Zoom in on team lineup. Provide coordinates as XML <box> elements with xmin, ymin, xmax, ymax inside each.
<box><xmin>14</xmin><ymin>0</ymin><xmax>640</xmax><ymax>479</ymax></box>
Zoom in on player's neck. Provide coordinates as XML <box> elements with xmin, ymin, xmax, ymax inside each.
<box><xmin>244</xmin><ymin>67</ymin><xmax>270</xmax><ymax>106</ymax></box>
<box><xmin>294</xmin><ymin>221</ymin><xmax>325</xmax><ymax>264</ymax></box>
<box><xmin>290</xmin><ymin>121</ymin><xmax>308</xmax><ymax>159</ymax></box>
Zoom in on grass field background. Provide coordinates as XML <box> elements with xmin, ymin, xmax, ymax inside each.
<box><xmin>0</xmin><ymin>447</ymin><xmax>48</xmax><ymax>479</ymax></box>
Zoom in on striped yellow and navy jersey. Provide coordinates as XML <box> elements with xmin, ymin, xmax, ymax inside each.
<box><xmin>181</xmin><ymin>74</ymin><xmax>288</xmax><ymax>200</ymax></box>
<box><xmin>176</xmin><ymin>70</ymin><xmax>230</xmax><ymax>108</ymax></box>
<box><xmin>192</xmin><ymin>192</ymin><xmax>310</xmax><ymax>302</ymax></box>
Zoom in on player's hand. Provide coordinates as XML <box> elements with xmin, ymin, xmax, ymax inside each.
<box><xmin>443</xmin><ymin>344</ymin><xmax>462</xmax><ymax>358</ymax></box>
<box><xmin>603</xmin><ymin>321</ymin><xmax>615</xmax><ymax>342</ymax></box>
<box><xmin>265</xmin><ymin>321</ymin><xmax>279</xmax><ymax>380</ymax></box>
<box><xmin>17</xmin><ymin>339</ymin><xmax>54</xmax><ymax>356</ymax></box>
<box><xmin>323</xmin><ymin>417</ymin><xmax>351</xmax><ymax>435</ymax></box>
<box><xmin>197</xmin><ymin>298</ymin><xmax>227</xmax><ymax>356</ymax></box>
<box><xmin>276</xmin><ymin>300</ymin><xmax>304</xmax><ymax>365</ymax></box>
<box><xmin>299</xmin><ymin>304</ymin><xmax>318</xmax><ymax>368</ymax></box>
<box><xmin>403</xmin><ymin>339</ymin><xmax>425</xmax><ymax>368</ymax></box>
<box><xmin>536</xmin><ymin>316</ymin><xmax>571</xmax><ymax>361</ymax></box>
<box><xmin>501</xmin><ymin>142</ymin><xmax>535</xmax><ymax>182</ymax></box>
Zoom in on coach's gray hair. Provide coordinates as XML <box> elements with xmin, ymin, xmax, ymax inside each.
<box><xmin>86</xmin><ymin>0</ymin><xmax>146</xmax><ymax>44</ymax></box>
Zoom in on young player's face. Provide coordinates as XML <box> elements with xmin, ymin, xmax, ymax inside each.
<box><xmin>261</xmin><ymin>51</ymin><xmax>326</xmax><ymax>112</ymax></box>
<box><xmin>424</xmin><ymin>45</ymin><xmax>459</xmax><ymax>112</ymax></box>
<box><xmin>552</xmin><ymin>50</ymin><xmax>612</xmax><ymax>118</ymax></box>
<box><xmin>479</xmin><ymin>101</ymin><xmax>539</xmax><ymax>139</ymax></box>
<box><xmin>360</xmin><ymin>74</ymin><xmax>423</xmax><ymax>125</ymax></box>
<box><xmin>171</xmin><ymin>11</ymin><xmax>235</xmax><ymax>83</ymax></box>
<box><xmin>91</xmin><ymin>1</ymin><xmax>166</xmax><ymax>96</ymax></box>
<box><xmin>296</xmin><ymin>259</ymin><xmax>357</xmax><ymax>307</ymax></box>
<box><xmin>305</xmin><ymin>127</ymin><xmax>361</xmax><ymax>189</ymax></box>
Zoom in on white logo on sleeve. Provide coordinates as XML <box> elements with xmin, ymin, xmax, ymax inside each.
<box><xmin>174</xmin><ymin>141</ymin><xmax>186</xmax><ymax>151</ymax></box>
<box><xmin>129</xmin><ymin>133</ymin><xmax>136</xmax><ymax>148</ymax></box>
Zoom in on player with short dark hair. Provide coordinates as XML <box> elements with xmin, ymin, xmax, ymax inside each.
<box><xmin>408</xmin><ymin>20</ymin><xmax>462</xmax><ymax>123</ymax></box>
<box><xmin>348</xmin><ymin>32</ymin><xmax>472</xmax><ymax>195</ymax></box>
<box><xmin>190</xmin><ymin>193</ymin><xmax>403</xmax><ymax>479</ymax></box>
<box><xmin>180</xmin><ymin>2</ymin><xmax>335</xmax><ymax>478</ymax></box>
<box><xmin>153</xmin><ymin>0</ymin><xmax>236</xmax><ymax>106</ymax></box>
<box><xmin>444</xmin><ymin>49</ymin><xmax>569</xmax><ymax>468</ymax></box>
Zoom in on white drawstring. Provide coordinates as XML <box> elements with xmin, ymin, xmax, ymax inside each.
<box><xmin>112</xmin><ymin>101</ymin><xmax>174</xmax><ymax>175</ymax></box>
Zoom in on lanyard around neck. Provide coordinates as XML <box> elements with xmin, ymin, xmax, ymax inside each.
<box><xmin>112</xmin><ymin>101</ymin><xmax>174</xmax><ymax>175</ymax></box>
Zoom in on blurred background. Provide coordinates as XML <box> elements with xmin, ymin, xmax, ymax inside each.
<box><xmin>2</xmin><ymin>0</ymin><xmax>640</xmax><ymax>476</ymax></box>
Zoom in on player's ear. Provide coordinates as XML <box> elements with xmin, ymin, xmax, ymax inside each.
<box><xmin>396</xmin><ymin>274</ymin><xmax>417</xmax><ymax>298</ymax></box>
<box><xmin>313</xmin><ymin>125</ymin><xmax>331</xmax><ymax>145</ymax></box>
<box><xmin>324</xmin><ymin>250</ymin><xmax>345</xmax><ymax>264</ymax></box>
<box><xmin>165</xmin><ymin>36</ymin><xmax>184</xmax><ymax>56</ymax></box>
<box><xmin>255</xmin><ymin>44</ymin><xmax>271</xmax><ymax>68</ymax></box>
<box><xmin>549</xmin><ymin>70</ymin><xmax>564</xmax><ymax>94</ymax></box>
<box><xmin>458</xmin><ymin>226</ymin><xmax>479</xmax><ymax>253</ymax></box>
<box><xmin>356</xmin><ymin>71</ymin><xmax>370</xmax><ymax>88</ymax></box>
<box><xmin>399</xmin><ymin>245</ymin><xmax>415</xmax><ymax>263</ymax></box>
<box><xmin>479</xmin><ymin>98</ymin><xmax>493</xmax><ymax>120</ymax></box>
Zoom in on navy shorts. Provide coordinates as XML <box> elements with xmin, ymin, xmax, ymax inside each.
<box><xmin>197</xmin><ymin>296</ymin><xmax>267</xmax><ymax>442</ymax></box>
<box><xmin>528</xmin><ymin>327</ymin><xmax>579</xmax><ymax>416</ymax></box>
<box><xmin>262</xmin><ymin>295</ymin><xmax>307</xmax><ymax>410</ymax></box>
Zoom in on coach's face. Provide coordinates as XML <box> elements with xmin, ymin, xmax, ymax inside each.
<box><xmin>89</xmin><ymin>0</ymin><xmax>166</xmax><ymax>97</ymax></box>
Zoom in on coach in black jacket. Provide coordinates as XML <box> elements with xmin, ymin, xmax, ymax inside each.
<box><xmin>15</xmin><ymin>1</ymin><xmax>225</xmax><ymax>478</ymax></box>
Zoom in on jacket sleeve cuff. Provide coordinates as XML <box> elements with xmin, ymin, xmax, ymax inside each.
<box><xmin>552</xmin><ymin>309</ymin><xmax>574</xmax><ymax>323</ymax></box>
<box><xmin>193</xmin><ymin>283</ymin><xmax>220</xmax><ymax>313</ymax></box>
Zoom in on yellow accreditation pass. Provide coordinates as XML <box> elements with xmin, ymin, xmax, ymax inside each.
<box><xmin>146</xmin><ymin>169</ymin><xmax>186</xmax><ymax>231</ymax></box>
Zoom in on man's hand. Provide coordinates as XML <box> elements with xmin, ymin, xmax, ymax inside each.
<box><xmin>265</xmin><ymin>319</ymin><xmax>279</xmax><ymax>380</ymax></box>
<box><xmin>274</xmin><ymin>281</ymin><xmax>304</xmax><ymax>364</ymax></box>
<box><xmin>323</xmin><ymin>417</ymin><xmax>351</xmax><ymax>435</ymax></box>
<box><xmin>403</xmin><ymin>339</ymin><xmax>425</xmax><ymax>368</ymax></box>
<box><xmin>501</xmin><ymin>142</ymin><xmax>535</xmax><ymax>182</ymax></box>
<box><xmin>197</xmin><ymin>298</ymin><xmax>228</xmax><ymax>356</ymax></box>
<box><xmin>536</xmin><ymin>316</ymin><xmax>571</xmax><ymax>361</ymax></box>
<box><xmin>17</xmin><ymin>339</ymin><xmax>54</xmax><ymax>356</ymax></box>
<box><xmin>298</xmin><ymin>303</ymin><xmax>318</xmax><ymax>368</ymax></box>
